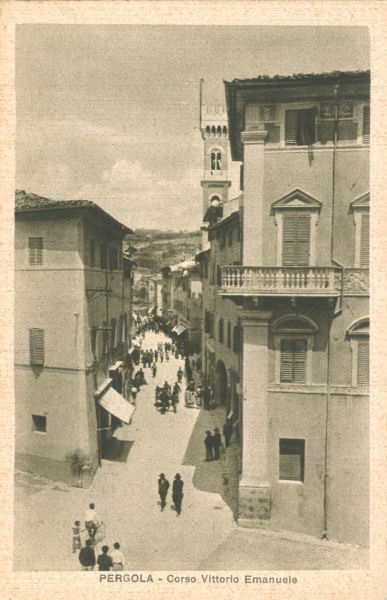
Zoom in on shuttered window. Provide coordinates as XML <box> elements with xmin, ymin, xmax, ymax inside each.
<box><xmin>279</xmin><ymin>439</ymin><xmax>305</xmax><ymax>481</ymax></box>
<box><xmin>90</xmin><ymin>327</ymin><xmax>97</xmax><ymax>359</ymax></box>
<box><xmin>362</xmin><ymin>105</ymin><xmax>370</xmax><ymax>144</ymax></box>
<box><xmin>360</xmin><ymin>213</ymin><xmax>369</xmax><ymax>267</ymax></box>
<box><xmin>29</xmin><ymin>328</ymin><xmax>44</xmax><ymax>366</ymax></box>
<box><xmin>109</xmin><ymin>247</ymin><xmax>118</xmax><ymax>270</ymax></box>
<box><xmin>280</xmin><ymin>339</ymin><xmax>306</xmax><ymax>383</ymax></box>
<box><xmin>227</xmin><ymin>322</ymin><xmax>231</xmax><ymax>348</ymax></box>
<box><xmin>282</xmin><ymin>214</ymin><xmax>310</xmax><ymax>266</ymax></box>
<box><xmin>111</xmin><ymin>319</ymin><xmax>116</xmax><ymax>348</ymax></box>
<box><xmin>285</xmin><ymin>108</ymin><xmax>317</xmax><ymax>146</ymax></box>
<box><xmin>233</xmin><ymin>325</ymin><xmax>241</xmax><ymax>353</ymax></box>
<box><xmin>357</xmin><ymin>340</ymin><xmax>369</xmax><ymax>386</ymax></box>
<box><xmin>29</xmin><ymin>237</ymin><xmax>43</xmax><ymax>265</ymax></box>
<box><xmin>285</xmin><ymin>110</ymin><xmax>298</xmax><ymax>145</ymax></box>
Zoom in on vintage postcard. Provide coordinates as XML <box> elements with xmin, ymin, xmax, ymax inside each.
<box><xmin>0</xmin><ymin>2</ymin><xmax>386</xmax><ymax>600</ymax></box>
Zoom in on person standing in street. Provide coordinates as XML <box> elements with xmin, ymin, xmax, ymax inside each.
<box><xmin>97</xmin><ymin>545</ymin><xmax>113</xmax><ymax>571</ymax></box>
<box><xmin>204</xmin><ymin>431</ymin><xmax>214</xmax><ymax>461</ymax></box>
<box><xmin>172</xmin><ymin>473</ymin><xmax>184</xmax><ymax>515</ymax></box>
<box><xmin>158</xmin><ymin>473</ymin><xmax>170</xmax><ymax>510</ymax></box>
<box><xmin>84</xmin><ymin>503</ymin><xmax>99</xmax><ymax>540</ymax></box>
<box><xmin>223</xmin><ymin>418</ymin><xmax>233</xmax><ymax>448</ymax></box>
<box><xmin>155</xmin><ymin>349</ymin><xmax>158</xmax><ymax>362</ymax></box>
<box><xmin>111</xmin><ymin>542</ymin><xmax>125</xmax><ymax>571</ymax></box>
<box><xmin>79</xmin><ymin>538</ymin><xmax>96</xmax><ymax>571</ymax></box>
<box><xmin>213</xmin><ymin>428</ymin><xmax>222</xmax><ymax>460</ymax></box>
<box><xmin>152</xmin><ymin>362</ymin><xmax>157</xmax><ymax>378</ymax></box>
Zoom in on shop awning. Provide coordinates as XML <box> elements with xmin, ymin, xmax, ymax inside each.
<box><xmin>98</xmin><ymin>387</ymin><xmax>136</xmax><ymax>424</ymax></box>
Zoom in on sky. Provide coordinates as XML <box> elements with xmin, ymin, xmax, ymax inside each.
<box><xmin>16</xmin><ymin>25</ymin><xmax>369</xmax><ymax>231</ymax></box>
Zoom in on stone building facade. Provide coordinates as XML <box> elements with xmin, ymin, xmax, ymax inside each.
<box><xmin>199</xmin><ymin>71</ymin><xmax>370</xmax><ymax>545</ymax></box>
<box><xmin>15</xmin><ymin>191</ymin><xmax>135</xmax><ymax>486</ymax></box>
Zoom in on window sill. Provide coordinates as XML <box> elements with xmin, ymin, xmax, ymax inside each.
<box><xmin>33</xmin><ymin>430</ymin><xmax>47</xmax><ymax>435</ymax></box>
<box><xmin>278</xmin><ymin>479</ymin><xmax>303</xmax><ymax>485</ymax></box>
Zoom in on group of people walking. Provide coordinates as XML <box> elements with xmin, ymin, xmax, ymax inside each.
<box><xmin>155</xmin><ymin>380</ymin><xmax>181</xmax><ymax>414</ymax></box>
<box><xmin>158</xmin><ymin>473</ymin><xmax>184</xmax><ymax>515</ymax></box>
<box><xmin>77</xmin><ymin>503</ymin><xmax>126</xmax><ymax>571</ymax></box>
<box><xmin>204</xmin><ymin>419</ymin><xmax>233</xmax><ymax>461</ymax></box>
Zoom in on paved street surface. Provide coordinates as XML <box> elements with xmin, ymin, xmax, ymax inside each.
<box><xmin>14</xmin><ymin>331</ymin><xmax>368</xmax><ymax>571</ymax></box>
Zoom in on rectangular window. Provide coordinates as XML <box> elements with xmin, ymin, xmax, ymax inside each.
<box><xmin>100</xmin><ymin>245</ymin><xmax>107</xmax><ymax>269</ymax></box>
<box><xmin>279</xmin><ymin>439</ymin><xmax>305</xmax><ymax>481</ymax></box>
<box><xmin>109</xmin><ymin>247</ymin><xmax>118</xmax><ymax>270</ymax></box>
<box><xmin>280</xmin><ymin>339</ymin><xmax>306</xmax><ymax>383</ymax></box>
<box><xmin>233</xmin><ymin>325</ymin><xmax>241</xmax><ymax>353</ymax></box>
<box><xmin>29</xmin><ymin>328</ymin><xmax>44</xmax><ymax>366</ymax></box>
<box><xmin>89</xmin><ymin>239</ymin><xmax>95</xmax><ymax>267</ymax></box>
<box><xmin>90</xmin><ymin>327</ymin><xmax>97</xmax><ymax>359</ymax></box>
<box><xmin>282</xmin><ymin>214</ymin><xmax>310</xmax><ymax>267</ymax></box>
<box><xmin>29</xmin><ymin>237</ymin><xmax>43</xmax><ymax>265</ymax></box>
<box><xmin>285</xmin><ymin>108</ymin><xmax>317</xmax><ymax>146</ymax></box>
<box><xmin>362</xmin><ymin>105</ymin><xmax>370</xmax><ymax>144</ymax></box>
<box><xmin>32</xmin><ymin>414</ymin><xmax>47</xmax><ymax>433</ymax></box>
<box><xmin>228</xmin><ymin>228</ymin><xmax>233</xmax><ymax>247</ymax></box>
<box><xmin>360</xmin><ymin>213</ymin><xmax>369</xmax><ymax>268</ymax></box>
<box><xmin>216</xmin><ymin>265</ymin><xmax>222</xmax><ymax>287</ymax></box>
<box><xmin>227</xmin><ymin>322</ymin><xmax>231</xmax><ymax>348</ymax></box>
<box><xmin>357</xmin><ymin>340</ymin><xmax>369</xmax><ymax>386</ymax></box>
<box><xmin>218</xmin><ymin>319</ymin><xmax>224</xmax><ymax>344</ymax></box>
<box><xmin>110</xmin><ymin>319</ymin><xmax>116</xmax><ymax>348</ymax></box>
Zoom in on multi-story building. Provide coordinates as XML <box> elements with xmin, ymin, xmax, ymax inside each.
<box><xmin>15</xmin><ymin>191</ymin><xmax>135</xmax><ymax>486</ymax></box>
<box><xmin>199</xmin><ymin>70</ymin><xmax>370</xmax><ymax>545</ymax></box>
<box><xmin>161</xmin><ymin>258</ymin><xmax>202</xmax><ymax>353</ymax></box>
<box><xmin>146</xmin><ymin>273</ymin><xmax>163</xmax><ymax>317</ymax></box>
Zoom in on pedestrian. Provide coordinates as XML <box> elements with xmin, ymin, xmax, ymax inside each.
<box><xmin>177</xmin><ymin>367</ymin><xmax>183</xmax><ymax>383</ymax></box>
<box><xmin>97</xmin><ymin>545</ymin><xmax>113</xmax><ymax>571</ymax></box>
<box><xmin>155</xmin><ymin>349</ymin><xmax>158</xmax><ymax>362</ymax></box>
<box><xmin>78</xmin><ymin>538</ymin><xmax>96</xmax><ymax>571</ymax></box>
<box><xmin>152</xmin><ymin>362</ymin><xmax>157</xmax><ymax>378</ymax></box>
<box><xmin>160</xmin><ymin>352</ymin><xmax>164</xmax><ymax>363</ymax></box>
<box><xmin>204</xmin><ymin>431</ymin><xmax>214</xmax><ymax>461</ymax></box>
<box><xmin>158</xmin><ymin>473</ymin><xmax>170</xmax><ymax>510</ymax></box>
<box><xmin>213</xmin><ymin>428</ymin><xmax>222</xmax><ymax>460</ymax></box>
<box><xmin>72</xmin><ymin>520</ymin><xmax>81</xmax><ymax>553</ymax></box>
<box><xmin>223</xmin><ymin>418</ymin><xmax>233</xmax><ymax>448</ymax></box>
<box><xmin>111</xmin><ymin>542</ymin><xmax>125</xmax><ymax>571</ymax></box>
<box><xmin>84</xmin><ymin>503</ymin><xmax>99</xmax><ymax>540</ymax></box>
<box><xmin>172</xmin><ymin>473</ymin><xmax>184</xmax><ymax>515</ymax></box>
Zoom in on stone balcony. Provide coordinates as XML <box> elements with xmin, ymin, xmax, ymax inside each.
<box><xmin>219</xmin><ymin>265</ymin><xmax>339</xmax><ymax>297</ymax></box>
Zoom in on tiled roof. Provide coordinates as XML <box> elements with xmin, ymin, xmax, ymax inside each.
<box><xmin>15</xmin><ymin>190</ymin><xmax>133</xmax><ymax>233</ymax></box>
<box><xmin>224</xmin><ymin>70</ymin><xmax>370</xmax><ymax>86</ymax></box>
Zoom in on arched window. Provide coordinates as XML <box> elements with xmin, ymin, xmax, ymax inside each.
<box><xmin>218</xmin><ymin>318</ymin><xmax>224</xmax><ymax>344</ymax></box>
<box><xmin>206</xmin><ymin>126</ymin><xmax>210</xmax><ymax>137</ymax></box>
<box><xmin>272</xmin><ymin>315</ymin><xmax>318</xmax><ymax>385</ymax></box>
<box><xmin>217</xmin><ymin>126</ymin><xmax>221</xmax><ymax>136</ymax></box>
<box><xmin>211</xmin><ymin>150</ymin><xmax>222</xmax><ymax>171</ymax></box>
<box><xmin>223</xmin><ymin>125</ymin><xmax>227</xmax><ymax>136</ymax></box>
<box><xmin>211</xmin><ymin>126</ymin><xmax>216</xmax><ymax>137</ymax></box>
<box><xmin>347</xmin><ymin>317</ymin><xmax>369</xmax><ymax>387</ymax></box>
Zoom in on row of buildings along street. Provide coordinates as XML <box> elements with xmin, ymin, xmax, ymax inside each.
<box><xmin>15</xmin><ymin>69</ymin><xmax>370</xmax><ymax>570</ymax></box>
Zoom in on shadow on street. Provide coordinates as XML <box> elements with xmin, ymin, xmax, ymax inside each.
<box><xmin>102</xmin><ymin>438</ymin><xmax>134</xmax><ymax>463</ymax></box>
<box><xmin>182</xmin><ymin>406</ymin><xmax>238</xmax><ymax>516</ymax></box>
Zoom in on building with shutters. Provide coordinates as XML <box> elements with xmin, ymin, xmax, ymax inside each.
<box><xmin>198</xmin><ymin>70</ymin><xmax>370</xmax><ymax>545</ymax></box>
<box><xmin>161</xmin><ymin>258</ymin><xmax>202</xmax><ymax>353</ymax></box>
<box><xmin>15</xmin><ymin>191</ymin><xmax>135</xmax><ymax>486</ymax></box>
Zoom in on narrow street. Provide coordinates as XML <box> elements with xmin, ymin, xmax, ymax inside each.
<box><xmin>14</xmin><ymin>330</ymin><xmax>237</xmax><ymax>571</ymax></box>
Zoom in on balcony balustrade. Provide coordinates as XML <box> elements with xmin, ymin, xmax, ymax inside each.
<box><xmin>219</xmin><ymin>265</ymin><xmax>339</xmax><ymax>297</ymax></box>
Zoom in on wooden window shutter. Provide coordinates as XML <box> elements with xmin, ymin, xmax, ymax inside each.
<box><xmin>280</xmin><ymin>339</ymin><xmax>294</xmax><ymax>382</ymax></box>
<box><xmin>362</xmin><ymin>106</ymin><xmax>370</xmax><ymax>143</ymax></box>
<box><xmin>35</xmin><ymin>238</ymin><xmax>43</xmax><ymax>264</ymax></box>
<box><xmin>293</xmin><ymin>340</ymin><xmax>307</xmax><ymax>383</ymax></box>
<box><xmin>29</xmin><ymin>328</ymin><xmax>44</xmax><ymax>365</ymax></box>
<box><xmin>357</xmin><ymin>340</ymin><xmax>369</xmax><ymax>385</ymax></box>
<box><xmin>282</xmin><ymin>216</ymin><xmax>297</xmax><ymax>266</ymax></box>
<box><xmin>29</xmin><ymin>237</ymin><xmax>36</xmax><ymax>264</ymax></box>
<box><xmin>295</xmin><ymin>215</ymin><xmax>311</xmax><ymax>266</ymax></box>
<box><xmin>285</xmin><ymin>110</ymin><xmax>298</xmax><ymax>145</ymax></box>
<box><xmin>360</xmin><ymin>213</ymin><xmax>370</xmax><ymax>268</ymax></box>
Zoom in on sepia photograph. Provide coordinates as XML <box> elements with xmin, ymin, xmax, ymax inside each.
<box><xmin>0</xmin><ymin>5</ymin><xmax>385</xmax><ymax>598</ymax></box>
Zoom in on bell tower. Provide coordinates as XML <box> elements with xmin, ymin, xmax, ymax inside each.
<box><xmin>200</xmin><ymin>103</ymin><xmax>231</xmax><ymax>217</ymax></box>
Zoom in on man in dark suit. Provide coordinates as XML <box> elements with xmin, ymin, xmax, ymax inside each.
<box><xmin>172</xmin><ymin>473</ymin><xmax>184</xmax><ymax>515</ymax></box>
<box><xmin>204</xmin><ymin>431</ymin><xmax>214</xmax><ymax>461</ymax></box>
<box><xmin>158</xmin><ymin>473</ymin><xmax>170</xmax><ymax>510</ymax></box>
<box><xmin>213</xmin><ymin>428</ymin><xmax>222</xmax><ymax>460</ymax></box>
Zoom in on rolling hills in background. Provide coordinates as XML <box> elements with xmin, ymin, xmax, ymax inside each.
<box><xmin>125</xmin><ymin>228</ymin><xmax>202</xmax><ymax>274</ymax></box>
